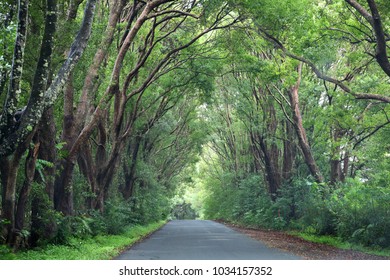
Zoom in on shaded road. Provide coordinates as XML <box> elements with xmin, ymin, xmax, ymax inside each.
<box><xmin>115</xmin><ymin>220</ymin><xmax>301</xmax><ymax>260</ymax></box>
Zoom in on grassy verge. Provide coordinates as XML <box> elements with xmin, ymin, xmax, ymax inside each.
<box><xmin>1</xmin><ymin>221</ymin><xmax>166</xmax><ymax>260</ymax></box>
<box><xmin>290</xmin><ymin>231</ymin><xmax>390</xmax><ymax>258</ymax></box>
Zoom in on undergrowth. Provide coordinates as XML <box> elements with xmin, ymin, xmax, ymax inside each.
<box><xmin>0</xmin><ymin>221</ymin><xmax>165</xmax><ymax>260</ymax></box>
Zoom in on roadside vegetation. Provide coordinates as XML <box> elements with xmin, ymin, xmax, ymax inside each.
<box><xmin>0</xmin><ymin>221</ymin><xmax>165</xmax><ymax>260</ymax></box>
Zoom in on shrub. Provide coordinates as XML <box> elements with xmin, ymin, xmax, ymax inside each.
<box><xmin>331</xmin><ymin>179</ymin><xmax>390</xmax><ymax>247</ymax></box>
<box><xmin>273</xmin><ymin>178</ymin><xmax>336</xmax><ymax>234</ymax></box>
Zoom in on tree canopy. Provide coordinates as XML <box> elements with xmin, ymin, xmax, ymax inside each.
<box><xmin>1</xmin><ymin>0</ymin><xmax>390</xmax><ymax>251</ymax></box>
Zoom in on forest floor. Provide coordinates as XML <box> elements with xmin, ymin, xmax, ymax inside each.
<box><xmin>226</xmin><ymin>223</ymin><xmax>390</xmax><ymax>260</ymax></box>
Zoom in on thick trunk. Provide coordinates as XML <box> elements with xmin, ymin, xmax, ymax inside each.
<box><xmin>330</xmin><ymin>158</ymin><xmax>341</xmax><ymax>185</ymax></box>
<box><xmin>54</xmin><ymin>159</ymin><xmax>75</xmax><ymax>215</ymax></box>
<box><xmin>0</xmin><ymin>140</ymin><xmax>30</xmax><ymax>245</ymax></box>
<box><xmin>30</xmin><ymin>108</ymin><xmax>57</xmax><ymax>247</ymax></box>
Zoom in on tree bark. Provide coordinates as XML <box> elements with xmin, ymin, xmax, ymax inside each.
<box><xmin>122</xmin><ymin>135</ymin><xmax>142</xmax><ymax>200</ymax></box>
<box><xmin>1</xmin><ymin>157</ymin><xmax>19</xmax><ymax>244</ymax></box>
<box><xmin>54</xmin><ymin>73</ymin><xmax>75</xmax><ymax>215</ymax></box>
<box><xmin>12</xmin><ymin>140</ymin><xmax>40</xmax><ymax>248</ymax></box>
<box><xmin>30</xmin><ymin>108</ymin><xmax>57</xmax><ymax>247</ymax></box>
<box><xmin>282</xmin><ymin>120</ymin><xmax>295</xmax><ymax>180</ymax></box>
<box><xmin>0</xmin><ymin>0</ymin><xmax>97</xmax><ymax>157</ymax></box>
<box><xmin>258</xmin><ymin>136</ymin><xmax>281</xmax><ymax>200</ymax></box>
<box><xmin>0</xmin><ymin>0</ymin><xmax>29</xmax><ymax>151</ymax></box>
<box><xmin>288</xmin><ymin>64</ymin><xmax>324</xmax><ymax>183</ymax></box>
<box><xmin>67</xmin><ymin>0</ymin><xmax>85</xmax><ymax>20</ymax></box>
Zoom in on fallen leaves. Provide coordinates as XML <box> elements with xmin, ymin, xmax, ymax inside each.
<box><xmin>227</xmin><ymin>224</ymin><xmax>389</xmax><ymax>260</ymax></box>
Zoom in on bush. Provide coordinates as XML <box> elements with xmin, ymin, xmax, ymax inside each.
<box><xmin>102</xmin><ymin>199</ymin><xmax>132</xmax><ymax>235</ymax></box>
<box><xmin>202</xmin><ymin>171</ymin><xmax>390</xmax><ymax>249</ymax></box>
<box><xmin>272</xmin><ymin>178</ymin><xmax>336</xmax><ymax>234</ymax></box>
<box><xmin>331</xmin><ymin>179</ymin><xmax>390</xmax><ymax>247</ymax></box>
<box><xmin>54</xmin><ymin>215</ymin><xmax>93</xmax><ymax>244</ymax></box>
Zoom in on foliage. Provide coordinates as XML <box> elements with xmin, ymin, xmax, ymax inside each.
<box><xmin>171</xmin><ymin>203</ymin><xmax>198</xmax><ymax>220</ymax></box>
<box><xmin>270</xmin><ymin>178</ymin><xmax>390</xmax><ymax>248</ymax></box>
<box><xmin>2</xmin><ymin>0</ymin><xmax>390</xmax><ymax>255</ymax></box>
<box><xmin>330</xmin><ymin>179</ymin><xmax>390</xmax><ymax>247</ymax></box>
<box><xmin>3</xmin><ymin>221</ymin><xmax>165</xmax><ymax>260</ymax></box>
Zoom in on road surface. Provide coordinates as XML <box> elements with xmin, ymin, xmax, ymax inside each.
<box><xmin>115</xmin><ymin>220</ymin><xmax>301</xmax><ymax>260</ymax></box>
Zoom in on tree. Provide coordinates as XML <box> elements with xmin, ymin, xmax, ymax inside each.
<box><xmin>0</xmin><ymin>0</ymin><xmax>97</xmax><ymax>245</ymax></box>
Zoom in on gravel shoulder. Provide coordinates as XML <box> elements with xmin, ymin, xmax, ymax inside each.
<box><xmin>225</xmin><ymin>224</ymin><xmax>389</xmax><ymax>260</ymax></box>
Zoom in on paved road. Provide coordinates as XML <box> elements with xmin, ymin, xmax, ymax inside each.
<box><xmin>115</xmin><ymin>220</ymin><xmax>301</xmax><ymax>260</ymax></box>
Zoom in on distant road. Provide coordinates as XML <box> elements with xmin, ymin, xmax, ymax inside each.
<box><xmin>115</xmin><ymin>220</ymin><xmax>301</xmax><ymax>260</ymax></box>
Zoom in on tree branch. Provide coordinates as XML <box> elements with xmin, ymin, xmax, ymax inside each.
<box><xmin>366</xmin><ymin>0</ymin><xmax>390</xmax><ymax>77</ymax></box>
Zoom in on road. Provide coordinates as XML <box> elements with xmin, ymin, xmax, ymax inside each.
<box><xmin>115</xmin><ymin>220</ymin><xmax>301</xmax><ymax>260</ymax></box>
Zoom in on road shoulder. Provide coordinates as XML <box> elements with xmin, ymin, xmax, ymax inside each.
<box><xmin>223</xmin><ymin>223</ymin><xmax>389</xmax><ymax>260</ymax></box>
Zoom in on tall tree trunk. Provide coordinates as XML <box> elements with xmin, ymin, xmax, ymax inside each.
<box><xmin>288</xmin><ymin>64</ymin><xmax>324</xmax><ymax>183</ymax></box>
<box><xmin>30</xmin><ymin>108</ymin><xmax>57</xmax><ymax>247</ymax></box>
<box><xmin>94</xmin><ymin>140</ymin><xmax>124</xmax><ymax>211</ymax></box>
<box><xmin>12</xmin><ymin>140</ymin><xmax>40</xmax><ymax>248</ymax></box>
<box><xmin>258</xmin><ymin>136</ymin><xmax>281</xmax><ymax>200</ymax></box>
<box><xmin>122</xmin><ymin>135</ymin><xmax>142</xmax><ymax>200</ymax></box>
<box><xmin>54</xmin><ymin>73</ymin><xmax>76</xmax><ymax>215</ymax></box>
<box><xmin>0</xmin><ymin>138</ymin><xmax>32</xmax><ymax>245</ymax></box>
<box><xmin>54</xmin><ymin>160</ymin><xmax>75</xmax><ymax>215</ymax></box>
<box><xmin>0</xmin><ymin>0</ymin><xmax>28</xmax><ymax>140</ymax></box>
<box><xmin>282</xmin><ymin>120</ymin><xmax>295</xmax><ymax>180</ymax></box>
<box><xmin>53</xmin><ymin>0</ymin><xmax>127</xmax><ymax>213</ymax></box>
<box><xmin>0</xmin><ymin>2</ymin><xmax>17</xmax><ymax>98</ymax></box>
<box><xmin>0</xmin><ymin>0</ymin><xmax>97</xmax><ymax>157</ymax></box>
<box><xmin>1</xmin><ymin>158</ymin><xmax>19</xmax><ymax>244</ymax></box>
<box><xmin>77</xmin><ymin>144</ymin><xmax>98</xmax><ymax>209</ymax></box>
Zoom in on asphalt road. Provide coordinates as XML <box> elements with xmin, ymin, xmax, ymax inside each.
<box><xmin>115</xmin><ymin>220</ymin><xmax>301</xmax><ymax>260</ymax></box>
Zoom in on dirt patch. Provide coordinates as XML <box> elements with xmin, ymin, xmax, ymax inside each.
<box><xmin>226</xmin><ymin>224</ymin><xmax>389</xmax><ymax>260</ymax></box>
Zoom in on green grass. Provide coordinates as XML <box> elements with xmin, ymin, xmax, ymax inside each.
<box><xmin>290</xmin><ymin>231</ymin><xmax>390</xmax><ymax>258</ymax></box>
<box><xmin>0</xmin><ymin>221</ymin><xmax>166</xmax><ymax>260</ymax></box>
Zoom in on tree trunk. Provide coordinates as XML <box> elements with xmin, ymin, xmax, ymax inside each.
<box><xmin>12</xmin><ymin>140</ymin><xmax>40</xmax><ymax>248</ymax></box>
<box><xmin>122</xmin><ymin>135</ymin><xmax>142</xmax><ymax>200</ymax></box>
<box><xmin>54</xmin><ymin>73</ymin><xmax>76</xmax><ymax>215</ymax></box>
<box><xmin>67</xmin><ymin>0</ymin><xmax>85</xmax><ymax>20</ymax></box>
<box><xmin>0</xmin><ymin>0</ymin><xmax>97</xmax><ymax>157</ymax></box>
<box><xmin>54</xmin><ymin>159</ymin><xmax>75</xmax><ymax>215</ymax></box>
<box><xmin>0</xmin><ymin>139</ymin><xmax>31</xmax><ymax>245</ymax></box>
<box><xmin>288</xmin><ymin>64</ymin><xmax>324</xmax><ymax>183</ymax></box>
<box><xmin>1</xmin><ymin>158</ymin><xmax>19</xmax><ymax>244</ymax></box>
<box><xmin>258</xmin><ymin>136</ymin><xmax>281</xmax><ymax>200</ymax></box>
<box><xmin>282</xmin><ymin>120</ymin><xmax>295</xmax><ymax>180</ymax></box>
<box><xmin>30</xmin><ymin>108</ymin><xmax>57</xmax><ymax>247</ymax></box>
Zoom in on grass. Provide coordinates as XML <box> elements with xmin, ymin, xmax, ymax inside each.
<box><xmin>0</xmin><ymin>221</ymin><xmax>166</xmax><ymax>260</ymax></box>
<box><xmin>290</xmin><ymin>231</ymin><xmax>390</xmax><ymax>258</ymax></box>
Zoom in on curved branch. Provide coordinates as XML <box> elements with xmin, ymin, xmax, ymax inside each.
<box><xmin>258</xmin><ymin>27</ymin><xmax>390</xmax><ymax>103</ymax></box>
<box><xmin>344</xmin><ymin>0</ymin><xmax>374</xmax><ymax>25</ymax></box>
<box><xmin>366</xmin><ymin>0</ymin><xmax>390</xmax><ymax>77</ymax></box>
